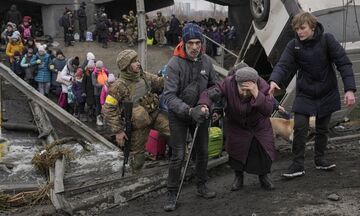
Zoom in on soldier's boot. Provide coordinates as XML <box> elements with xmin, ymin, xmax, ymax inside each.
<box><xmin>231</xmin><ymin>171</ymin><xmax>244</xmax><ymax>191</ymax></box>
<box><xmin>130</xmin><ymin>153</ymin><xmax>145</xmax><ymax>174</ymax></box>
<box><xmin>196</xmin><ymin>183</ymin><xmax>216</xmax><ymax>199</ymax></box>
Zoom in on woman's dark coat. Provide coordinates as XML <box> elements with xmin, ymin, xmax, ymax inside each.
<box><xmin>199</xmin><ymin>76</ymin><xmax>277</xmax><ymax>163</ymax></box>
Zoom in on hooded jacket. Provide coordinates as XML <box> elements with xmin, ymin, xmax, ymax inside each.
<box><xmin>270</xmin><ymin>22</ymin><xmax>356</xmax><ymax>117</ymax></box>
<box><xmin>163</xmin><ymin>41</ymin><xmax>219</xmax><ymax>119</ymax></box>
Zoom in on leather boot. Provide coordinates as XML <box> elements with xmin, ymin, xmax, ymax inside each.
<box><xmin>163</xmin><ymin>191</ymin><xmax>177</xmax><ymax>212</ymax></box>
<box><xmin>196</xmin><ymin>184</ymin><xmax>216</xmax><ymax>199</ymax></box>
<box><xmin>231</xmin><ymin>171</ymin><xmax>244</xmax><ymax>191</ymax></box>
<box><xmin>259</xmin><ymin>174</ymin><xmax>275</xmax><ymax>190</ymax></box>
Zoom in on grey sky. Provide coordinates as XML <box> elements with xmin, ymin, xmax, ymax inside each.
<box><xmin>174</xmin><ymin>0</ymin><xmax>217</xmax><ymax>11</ymax></box>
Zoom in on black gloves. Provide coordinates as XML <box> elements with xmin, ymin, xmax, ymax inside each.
<box><xmin>189</xmin><ymin>105</ymin><xmax>209</xmax><ymax>124</ymax></box>
<box><xmin>208</xmin><ymin>88</ymin><xmax>222</xmax><ymax>103</ymax></box>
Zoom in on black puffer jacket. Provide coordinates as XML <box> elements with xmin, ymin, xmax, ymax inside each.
<box><xmin>270</xmin><ymin>23</ymin><xmax>356</xmax><ymax>117</ymax></box>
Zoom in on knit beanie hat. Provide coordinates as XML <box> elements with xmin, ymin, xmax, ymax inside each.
<box><xmin>107</xmin><ymin>73</ymin><xmax>116</xmax><ymax>83</ymax></box>
<box><xmin>182</xmin><ymin>23</ymin><xmax>204</xmax><ymax>43</ymax></box>
<box><xmin>96</xmin><ymin>60</ymin><xmax>104</xmax><ymax>68</ymax></box>
<box><xmin>86</xmin><ymin>52</ymin><xmax>95</xmax><ymax>61</ymax></box>
<box><xmin>87</xmin><ymin>60</ymin><xmax>95</xmax><ymax>68</ymax></box>
<box><xmin>71</xmin><ymin>56</ymin><xmax>80</xmax><ymax>67</ymax></box>
<box><xmin>235</xmin><ymin>67</ymin><xmax>259</xmax><ymax>84</ymax></box>
<box><xmin>38</xmin><ymin>45</ymin><xmax>46</xmax><ymax>54</ymax></box>
<box><xmin>11</xmin><ymin>33</ymin><xmax>20</xmax><ymax>41</ymax></box>
<box><xmin>116</xmin><ymin>49</ymin><xmax>138</xmax><ymax>71</ymax></box>
<box><xmin>228</xmin><ymin>62</ymin><xmax>249</xmax><ymax>76</ymax></box>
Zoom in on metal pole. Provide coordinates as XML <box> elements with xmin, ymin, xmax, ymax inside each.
<box><xmin>136</xmin><ymin>0</ymin><xmax>147</xmax><ymax>70</ymax></box>
<box><xmin>220</xmin><ymin>44</ymin><xmax>225</xmax><ymax>68</ymax></box>
<box><xmin>175</xmin><ymin>124</ymin><xmax>200</xmax><ymax>205</ymax></box>
<box><xmin>0</xmin><ymin>78</ymin><xmax>2</xmax><ymax>136</ymax></box>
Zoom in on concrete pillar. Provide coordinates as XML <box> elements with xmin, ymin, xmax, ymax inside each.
<box><xmin>42</xmin><ymin>5</ymin><xmax>67</xmax><ymax>38</ymax></box>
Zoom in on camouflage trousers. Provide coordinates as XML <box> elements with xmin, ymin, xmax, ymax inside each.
<box><xmin>130</xmin><ymin>110</ymin><xmax>169</xmax><ymax>171</ymax></box>
<box><xmin>155</xmin><ymin>29</ymin><xmax>166</xmax><ymax>45</ymax></box>
<box><xmin>126</xmin><ymin>28</ymin><xmax>135</xmax><ymax>44</ymax></box>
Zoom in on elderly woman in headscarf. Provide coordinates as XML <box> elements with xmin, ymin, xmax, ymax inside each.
<box><xmin>199</xmin><ymin>67</ymin><xmax>277</xmax><ymax>191</ymax></box>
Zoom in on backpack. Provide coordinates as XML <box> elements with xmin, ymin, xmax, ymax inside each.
<box><xmin>23</xmin><ymin>26</ymin><xmax>31</xmax><ymax>38</ymax></box>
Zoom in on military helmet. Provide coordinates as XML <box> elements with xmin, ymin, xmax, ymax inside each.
<box><xmin>116</xmin><ymin>49</ymin><xmax>138</xmax><ymax>71</ymax></box>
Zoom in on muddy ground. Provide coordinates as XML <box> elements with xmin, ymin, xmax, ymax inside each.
<box><xmin>102</xmin><ymin>138</ymin><xmax>360</xmax><ymax>216</ymax></box>
<box><xmin>1</xmin><ymin>39</ymin><xmax>360</xmax><ymax>216</ymax></box>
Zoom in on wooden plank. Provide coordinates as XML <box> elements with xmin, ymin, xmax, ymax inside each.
<box><xmin>0</xmin><ymin>184</ymin><xmax>40</xmax><ymax>193</ymax></box>
<box><xmin>28</xmin><ymin>101</ymin><xmax>72</xmax><ymax>213</ymax></box>
<box><xmin>0</xmin><ymin>63</ymin><xmax>116</xmax><ymax>150</ymax></box>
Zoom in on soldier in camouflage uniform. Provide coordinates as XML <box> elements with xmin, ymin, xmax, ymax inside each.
<box><xmin>155</xmin><ymin>11</ymin><xmax>167</xmax><ymax>46</ymax></box>
<box><xmin>102</xmin><ymin>49</ymin><xmax>169</xmax><ymax>172</ymax></box>
<box><xmin>123</xmin><ymin>10</ymin><xmax>137</xmax><ymax>47</ymax></box>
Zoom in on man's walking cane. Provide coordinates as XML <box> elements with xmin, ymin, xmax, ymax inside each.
<box><xmin>175</xmin><ymin>123</ymin><xmax>200</xmax><ymax>205</ymax></box>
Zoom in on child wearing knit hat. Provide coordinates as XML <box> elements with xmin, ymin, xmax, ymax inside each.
<box><xmin>72</xmin><ymin>68</ymin><xmax>86</xmax><ymax>119</ymax></box>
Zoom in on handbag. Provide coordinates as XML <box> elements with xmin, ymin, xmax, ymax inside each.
<box><xmin>56</xmin><ymin>71</ymin><xmax>72</xmax><ymax>86</ymax></box>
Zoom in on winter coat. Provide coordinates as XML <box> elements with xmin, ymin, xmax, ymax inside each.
<box><xmin>59</xmin><ymin>58</ymin><xmax>77</xmax><ymax>93</ymax></box>
<box><xmin>100</xmin><ymin>84</ymin><xmax>109</xmax><ymax>106</ymax></box>
<box><xmin>6</xmin><ymin>40</ymin><xmax>24</xmax><ymax>63</ymax></box>
<box><xmin>163</xmin><ymin>41</ymin><xmax>219</xmax><ymax>119</ymax></box>
<box><xmin>72</xmin><ymin>80</ymin><xmax>85</xmax><ymax>103</ymax></box>
<box><xmin>31</xmin><ymin>53</ymin><xmax>51</xmax><ymax>83</ymax></box>
<box><xmin>60</xmin><ymin>14</ymin><xmax>75</xmax><ymax>30</ymax></box>
<box><xmin>77</xmin><ymin>7</ymin><xmax>87</xmax><ymax>31</ymax></box>
<box><xmin>6</xmin><ymin>8</ymin><xmax>22</xmax><ymax>25</ymax></box>
<box><xmin>91</xmin><ymin>68</ymin><xmax>108</xmax><ymax>96</ymax></box>
<box><xmin>52</xmin><ymin>58</ymin><xmax>67</xmax><ymax>87</ymax></box>
<box><xmin>21</xmin><ymin>54</ymin><xmax>36</xmax><ymax>80</ymax></box>
<box><xmin>96</xmin><ymin>17</ymin><xmax>110</xmax><ymax>39</ymax></box>
<box><xmin>199</xmin><ymin>76</ymin><xmax>277</xmax><ymax>163</ymax></box>
<box><xmin>18</xmin><ymin>24</ymin><xmax>34</xmax><ymax>40</ymax></box>
<box><xmin>82</xmin><ymin>69</ymin><xmax>95</xmax><ymax>106</ymax></box>
<box><xmin>169</xmin><ymin>17</ymin><xmax>181</xmax><ymax>35</ymax></box>
<box><xmin>102</xmin><ymin>71</ymin><xmax>164</xmax><ymax>134</ymax></box>
<box><xmin>11</xmin><ymin>58</ymin><xmax>23</xmax><ymax>76</ymax></box>
<box><xmin>270</xmin><ymin>23</ymin><xmax>356</xmax><ymax>118</ymax></box>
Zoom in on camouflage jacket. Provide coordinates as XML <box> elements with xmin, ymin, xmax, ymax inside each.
<box><xmin>155</xmin><ymin>16</ymin><xmax>166</xmax><ymax>30</ymax></box>
<box><xmin>103</xmin><ymin>71</ymin><xmax>164</xmax><ymax>134</ymax></box>
<box><xmin>126</xmin><ymin>15</ymin><xmax>137</xmax><ymax>29</ymax></box>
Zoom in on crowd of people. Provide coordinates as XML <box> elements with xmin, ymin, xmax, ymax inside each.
<box><xmin>56</xmin><ymin>4</ymin><xmax>237</xmax><ymax>55</ymax></box>
<box><xmin>1</xmin><ymin>3</ymin><xmax>357</xmax><ymax>213</ymax></box>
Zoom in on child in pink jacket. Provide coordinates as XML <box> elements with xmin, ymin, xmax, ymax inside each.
<box><xmin>100</xmin><ymin>73</ymin><xmax>116</xmax><ymax>106</ymax></box>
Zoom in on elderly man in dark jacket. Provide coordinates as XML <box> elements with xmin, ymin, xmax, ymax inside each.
<box><xmin>201</xmin><ymin>67</ymin><xmax>276</xmax><ymax>191</ymax></box>
<box><xmin>163</xmin><ymin>23</ymin><xmax>219</xmax><ymax>212</ymax></box>
<box><xmin>269</xmin><ymin>12</ymin><xmax>356</xmax><ymax>178</ymax></box>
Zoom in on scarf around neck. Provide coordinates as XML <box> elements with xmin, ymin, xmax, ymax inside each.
<box><xmin>120</xmin><ymin>67</ymin><xmax>140</xmax><ymax>82</ymax></box>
